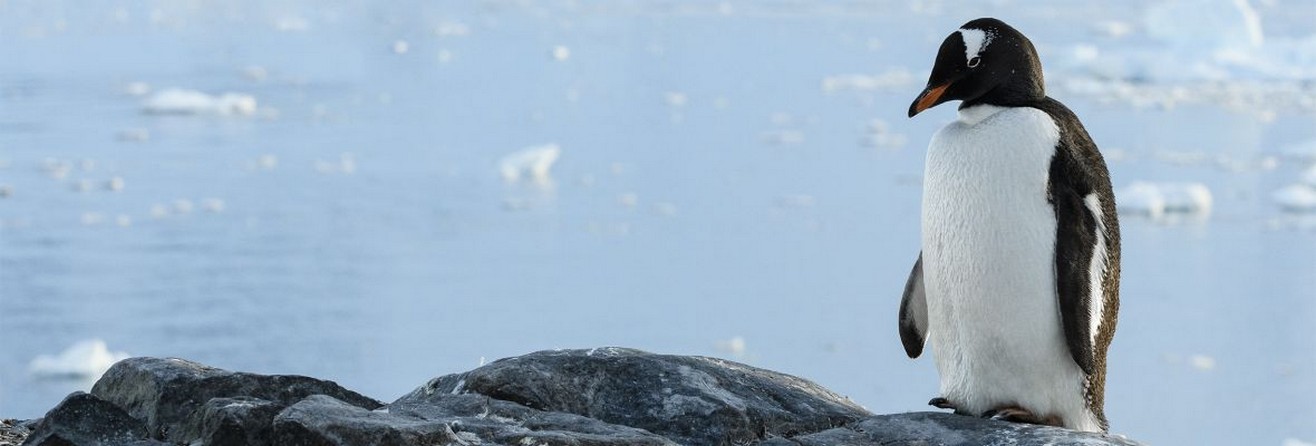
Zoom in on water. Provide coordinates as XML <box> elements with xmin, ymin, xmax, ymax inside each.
<box><xmin>0</xmin><ymin>2</ymin><xmax>1313</xmax><ymax>445</ymax></box>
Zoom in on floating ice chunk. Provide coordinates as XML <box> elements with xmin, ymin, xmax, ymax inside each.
<box><xmin>115</xmin><ymin>214</ymin><xmax>132</xmax><ymax>227</ymax></box>
<box><xmin>1302</xmin><ymin>165</ymin><xmax>1316</xmax><ymax>188</ymax></box>
<box><xmin>315</xmin><ymin>153</ymin><xmax>357</xmax><ymax>175</ymax></box>
<box><xmin>1188</xmin><ymin>354</ymin><xmax>1216</xmax><ymax>371</ymax></box>
<box><xmin>499</xmin><ymin>144</ymin><xmax>561</xmax><ymax>183</ymax></box>
<box><xmin>117</xmin><ymin>128</ymin><xmax>150</xmax><ymax>142</ymax></box>
<box><xmin>29</xmin><ymin>339</ymin><xmax>130</xmax><ymax>379</ymax></box>
<box><xmin>435</xmin><ymin>21</ymin><xmax>470</xmax><ymax>37</ymax></box>
<box><xmin>124</xmin><ymin>81</ymin><xmax>152</xmax><ymax>96</ymax></box>
<box><xmin>242</xmin><ymin>65</ymin><xmax>269</xmax><ymax>82</ymax></box>
<box><xmin>1281</xmin><ymin>140</ymin><xmax>1316</xmax><ymax>162</ymax></box>
<box><xmin>652</xmin><ymin>202</ymin><xmax>678</xmax><ymax>216</ymax></box>
<box><xmin>715</xmin><ymin>336</ymin><xmax>747</xmax><ymax>357</ymax></box>
<box><xmin>1283</xmin><ymin>438</ymin><xmax>1316</xmax><ymax>446</ymax></box>
<box><xmin>664</xmin><ymin>92</ymin><xmax>687</xmax><ymax>107</ymax></box>
<box><xmin>1117</xmin><ymin>182</ymin><xmax>1213</xmax><ymax>220</ymax></box>
<box><xmin>173</xmin><ymin>199</ymin><xmax>195</xmax><ymax>214</ymax></box>
<box><xmin>80</xmin><ymin>212</ymin><xmax>104</xmax><ymax>226</ymax></box>
<box><xmin>142</xmin><ymin>88</ymin><xmax>257</xmax><ymax>116</ymax></box>
<box><xmin>776</xmin><ymin>194</ymin><xmax>816</xmax><ymax>208</ymax></box>
<box><xmin>551</xmin><ymin>45</ymin><xmax>571</xmax><ymax>61</ymax></box>
<box><xmin>761</xmin><ymin>130</ymin><xmax>805</xmax><ymax>145</ymax></box>
<box><xmin>202</xmin><ymin>198</ymin><xmax>226</xmax><ymax>213</ymax></box>
<box><xmin>106</xmin><ymin>177</ymin><xmax>125</xmax><ymax>192</ymax></box>
<box><xmin>1145</xmin><ymin>0</ymin><xmax>1262</xmax><ymax>50</ymax></box>
<box><xmin>1272</xmin><ymin>184</ymin><xmax>1316</xmax><ymax>212</ymax></box>
<box><xmin>617</xmin><ymin>193</ymin><xmax>639</xmax><ymax>208</ymax></box>
<box><xmin>275</xmin><ymin>16</ymin><xmax>310</xmax><ymax>32</ymax></box>
<box><xmin>392</xmin><ymin>40</ymin><xmax>410</xmax><ymax>54</ymax></box>
<box><xmin>821</xmin><ymin>68</ymin><xmax>915</xmax><ymax>93</ymax></box>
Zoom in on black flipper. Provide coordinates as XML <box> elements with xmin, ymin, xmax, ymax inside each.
<box><xmin>1036</xmin><ymin>97</ymin><xmax>1120</xmax><ymax>377</ymax></box>
<box><xmin>899</xmin><ymin>253</ymin><xmax>929</xmax><ymax>359</ymax></box>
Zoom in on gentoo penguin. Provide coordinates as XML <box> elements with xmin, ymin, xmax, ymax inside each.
<box><xmin>899</xmin><ymin>18</ymin><xmax>1121</xmax><ymax>432</ymax></box>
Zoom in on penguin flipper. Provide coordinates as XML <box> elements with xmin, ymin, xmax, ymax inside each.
<box><xmin>899</xmin><ymin>253</ymin><xmax>929</xmax><ymax>358</ymax></box>
<box><xmin>1049</xmin><ymin>153</ymin><xmax>1101</xmax><ymax>376</ymax></box>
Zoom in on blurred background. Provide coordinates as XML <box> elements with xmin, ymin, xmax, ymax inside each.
<box><xmin>0</xmin><ymin>1</ymin><xmax>1313</xmax><ymax>444</ymax></box>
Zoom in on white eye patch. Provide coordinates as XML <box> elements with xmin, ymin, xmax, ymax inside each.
<box><xmin>958</xmin><ymin>28</ymin><xmax>994</xmax><ymax>62</ymax></box>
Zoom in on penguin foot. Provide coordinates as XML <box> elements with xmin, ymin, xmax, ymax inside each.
<box><xmin>982</xmin><ymin>405</ymin><xmax>1063</xmax><ymax>427</ymax></box>
<box><xmin>928</xmin><ymin>397</ymin><xmax>956</xmax><ymax>410</ymax></box>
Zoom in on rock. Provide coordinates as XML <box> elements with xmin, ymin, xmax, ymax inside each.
<box><xmin>791</xmin><ymin>412</ymin><xmax>1143</xmax><ymax>446</ymax></box>
<box><xmin>7</xmin><ymin>348</ymin><xmax>1144</xmax><ymax>446</ymax></box>
<box><xmin>390</xmin><ymin>393</ymin><xmax>677</xmax><ymax>445</ymax></box>
<box><xmin>1</xmin><ymin>419</ymin><xmax>37</xmax><ymax>446</ymax></box>
<box><xmin>394</xmin><ymin>347</ymin><xmax>871</xmax><ymax>445</ymax></box>
<box><xmin>20</xmin><ymin>392</ymin><xmax>168</xmax><ymax>446</ymax></box>
<box><xmin>271</xmin><ymin>395</ymin><xmax>467</xmax><ymax>446</ymax></box>
<box><xmin>174</xmin><ymin>397</ymin><xmax>283</xmax><ymax>446</ymax></box>
<box><xmin>89</xmin><ymin>357</ymin><xmax>382</xmax><ymax>441</ymax></box>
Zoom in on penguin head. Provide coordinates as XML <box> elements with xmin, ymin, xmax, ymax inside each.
<box><xmin>908</xmin><ymin>18</ymin><xmax>1045</xmax><ymax>117</ymax></box>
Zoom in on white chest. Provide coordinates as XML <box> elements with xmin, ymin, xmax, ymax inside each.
<box><xmin>919</xmin><ymin>105</ymin><xmax>1093</xmax><ymax>426</ymax></box>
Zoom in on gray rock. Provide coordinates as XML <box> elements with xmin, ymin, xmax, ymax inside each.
<box><xmin>89</xmin><ymin>357</ymin><xmax>382</xmax><ymax>441</ymax></box>
<box><xmin>19</xmin><ymin>392</ymin><xmax>168</xmax><ymax>446</ymax></box>
<box><xmin>174</xmin><ymin>397</ymin><xmax>283</xmax><ymax>446</ymax></box>
<box><xmin>395</xmin><ymin>347</ymin><xmax>871</xmax><ymax>446</ymax></box>
<box><xmin>789</xmin><ymin>412</ymin><xmax>1143</xmax><ymax>446</ymax></box>
<box><xmin>389</xmin><ymin>393</ymin><xmax>678</xmax><ymax>445</ymax></box>
<box><xmin>1</xmin><ymin>419</ymin><xmax>37</xmax><ymax>446</ymax></box>
<box><xmin>271</xmin><ymin>395</ymin><xmax>465</xmax><ymax>446</ymax></box>
<box><xmin>8</xmin><ymin>348</ymin><xmax>1144</xmax><ymax>446</ymax></box>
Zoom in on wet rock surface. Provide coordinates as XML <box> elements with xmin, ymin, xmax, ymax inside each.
<box><xmin>13</xmin><ymin>348</ymin><xmax>1144</xmax><ymax>445</ymax></box>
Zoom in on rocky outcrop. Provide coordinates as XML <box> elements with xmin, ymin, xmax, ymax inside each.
<box><xmin>15</xmin><ymin>347</ymin><xmax>1143</xmax><ymax>446</ymax></box>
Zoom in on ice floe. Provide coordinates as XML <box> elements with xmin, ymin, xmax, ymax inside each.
<box><xmin>499</xmin><ymin>144</ymin><xmax>561</xmax><ymax>183</ymax></box>
<box><xmin>552</xmin><ymin>45</ymin><xmax>571</xmax><ymax>61</ymax></box>
<box><xmin>29</xmin><ymin>339</ymin><xmax>130</xmax><ymax>380</ymax></box>
<box><xmin>142</xmin><ymin>88</ymin><xmax>258</xmax><ymax>116</ymax></box>
<box><xmin>1056</xmin><ymin>0</ymin><xmax>1316</xmax><ymax>112</ymax></box>
<box><xmin>821</xmin><ymin>68</ymin><xmax>916</xmax><ymax>93</ymax></box>
<box><xmin>1272</xmin><ymin>184</ymin><xmax>1316</xmax><ymax>212</ymax></box>
<box><xmin>1116</xmin><ymin>182</ymin><xmax>1213</xmax><ymax>221</ymax></box>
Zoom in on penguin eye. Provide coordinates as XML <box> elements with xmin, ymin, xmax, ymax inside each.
<box><xmin>967</xmin><ymin>56</ymin><xmax>981</xmax><ymax>68</ymax></box>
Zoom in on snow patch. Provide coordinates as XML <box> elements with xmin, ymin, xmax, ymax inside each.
<box><xmin>29</xmin><ymin>339</ymin><xmax>130</xmax><ymax>380</ymax></box>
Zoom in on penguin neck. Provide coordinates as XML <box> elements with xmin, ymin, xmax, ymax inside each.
<box><xmin>957</xmin><ymin>104</ymin><xmax>1010</xmax><ymax>126</ymax></box>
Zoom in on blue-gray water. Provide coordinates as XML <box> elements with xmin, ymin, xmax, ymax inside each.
<box><xmin>1</xmin><ymin>2</ymin><xmax>1313</xmax><ymax>445</ymax></box>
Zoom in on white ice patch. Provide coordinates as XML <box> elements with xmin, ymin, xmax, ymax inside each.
<box><xmin>1116</xmin><ymin>182</ymin><xmax>1213</xmax><ymax>222</ymax></box>
<box><xmin>958</xmin><ymin>28</ymin><xmax>994</xmax><ymax>61</ymax></box>
<box><xmin>1084</xmin><ymin>194</ymin><xmax>1108</xmax><ymax>347</ymax></box>
<box><xmin>142</xmin><ymin>89</ymin><xmax>257</xmax><ymax>116</ymax></box>
<box><xmin>29</xmin><ymin>339</ymin><xmax>130</xmax><ymax>380</ymax></box>
<box><xmin>498</xmin><ymin>144</ymin><xmax>561</xmax><ymax>183</ymax></box>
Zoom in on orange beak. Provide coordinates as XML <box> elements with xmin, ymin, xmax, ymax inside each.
<box><xmin>908</xmin><ymin>83</ymin><xmax>950</xmax><ymax>117</ymax></box>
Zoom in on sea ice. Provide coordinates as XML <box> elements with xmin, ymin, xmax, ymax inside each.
<box><xmin>142</xmin><ymin>89</ymin><xmax>258</xmax><ymax>116</ymax></box>
<box><xmin>1116</xmin><ymin>182</ymin><xmax>1213</xmax><ymax>220</ymax></box>
<box><xmin>821</xmin><ymin>68</ymin><xmax>915</xmax><ymax>93</ymax></box>
<box><xmin>29</xmin><ymin>339</ymin><xmax>130</xmax><ymax>379</ymax></box>
<box><xmin>498</xmin><ymin>144</ymin><xmax>561</xmax><ymax>183</ymax></box>
<box><xmin>1272</xmin><ymin>184</ymin><xmax>1316</xmax><ymax>212</ymax></box>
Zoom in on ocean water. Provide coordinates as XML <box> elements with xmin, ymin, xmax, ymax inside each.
<box><xmin>0</xmin><ymin>2</ymin><xmax>1313</xmax><ymax>445</ymax></box>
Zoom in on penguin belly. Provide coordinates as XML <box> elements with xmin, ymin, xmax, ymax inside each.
<box><xmin>921</xmin><ymin>105</ymin><xmax>1095</xmax><ymax>430</ymax></box>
